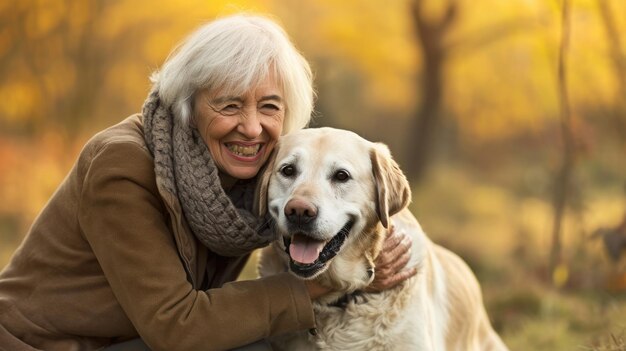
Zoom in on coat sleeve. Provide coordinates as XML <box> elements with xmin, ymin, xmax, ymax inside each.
<box><xmin>77</xmin><ymin>141</ymin><xmax>315</xmax><ymax>351</ymax></box>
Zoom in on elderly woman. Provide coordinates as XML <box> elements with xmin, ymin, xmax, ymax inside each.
<box><xmin>0</xmin><ymin>14</ymin><xmax>415</xmax><ymax>351</ymax></box>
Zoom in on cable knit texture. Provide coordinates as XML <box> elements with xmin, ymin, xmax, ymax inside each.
<box><xmin>142</xmin><ymin>89</ymin><xmax>274</xmax><ymax>256</ymax></box>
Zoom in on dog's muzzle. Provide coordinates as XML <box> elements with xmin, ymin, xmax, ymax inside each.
<box><xmin>284</xmin><ymin>220</ymin><xmax>354</xmax><ymax>278</ymax></box>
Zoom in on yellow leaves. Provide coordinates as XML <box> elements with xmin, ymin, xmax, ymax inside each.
<box><xmin>552</xmin><ymin>263</ymin><xmax>570</xmax><ymax>288</ymax></box>
<box><xmin>0</xmin><ymin>82</ymin><xmax>40</xmax><ymax>122</ymax></box>
<box><xmin>142</xmin><ymin>31</ymin><xmax>183</xmax><ymax>67</ymax></box>
<box><xmin>0</xmin><ymin>26</ymin><xmax>12</xmax><ymax>57</ymax></box>
<box><xmin>0</xmin><ymin>132</ymin><xmax>79</xmax><ymax>223</ymax></box>
<box><xmin>0</xmin><ymin>0</ymin><xmax>624</xmax><ymax>137</ymax></box>
<box><xmin>43</xmin><ymin>61</ymin><xmax>77</xmax><ymax>103</ymax></box>
<box><xmin>105</xmin><ymin>61</ymin><xmax>152</xmax><ymax>102</ymax></box>
<box><xmin>23</xmin><ymin>0</ymin><xmax>66</xmax><ymax>40</ymax></box>
<box><xmin>440</xmin><ymin>0</ymin><xmax>626</xmax><ymax>142</ymax></box>
<box><xmin>0</xmin><ymin>59</ymin><xmax>76</xmax><ymax>126</ymax></box>
<box><xmin>283</xmin><ymin>0</ymin><xmax>417</xmax><ymax>109</ymax></box>
<box><xmin>65</xmin><ymin>0</ymin><xmax>94</xmax><ymax>32</ymax></box>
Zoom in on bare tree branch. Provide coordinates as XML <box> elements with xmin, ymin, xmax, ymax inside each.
<box><xmin>550</xmin><ymin>0</ymin><xmax>575</xmax><ymax>284</ymax></box>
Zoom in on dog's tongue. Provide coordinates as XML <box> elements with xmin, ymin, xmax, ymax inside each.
<box><xmin>289</xmin><ymin>234</ymin><xmax>325</xmax><ymax>264</ymax></box>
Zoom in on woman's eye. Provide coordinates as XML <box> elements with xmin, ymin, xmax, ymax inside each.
<box><xmin>260</xmin><ymin>104</ymin><xmax>280</xmax><ymax>115</ymax></box>
<box><xmin>280</xmin><ymin>164</ymin><xmax>296</xmax><ymax>177</ymax></box>
<box><xmin>221</xmin><ymin>104</ymin><xmax>240</xmax><ymax>115</ymax></box>
<box><xmin>333</xmin><ymin>170</ymin><xmax>350</xmax><ymax>182</ymax></box>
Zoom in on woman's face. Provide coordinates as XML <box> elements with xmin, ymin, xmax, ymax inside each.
<box><xmin>194</xmin><ymin>73</ymin><xmax>285</xmax><ymax>180</ymax></box>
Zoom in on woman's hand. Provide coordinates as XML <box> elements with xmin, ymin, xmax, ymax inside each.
<box><xmin>366</xmin><ymin>221</ymin><xmax>417</xmax><ymax>293</ymax></box>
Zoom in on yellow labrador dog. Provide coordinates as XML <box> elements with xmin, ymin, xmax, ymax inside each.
<box><xmin>256</xmin><ymin>128</ymin><xmax>508</xmax><ymax>351</ymax></box>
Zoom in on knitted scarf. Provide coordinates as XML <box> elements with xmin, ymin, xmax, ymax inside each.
<box><xmin>142</xmin><ymin>89</ymin><xmax>274</xmax><ymax>257</ymax></box>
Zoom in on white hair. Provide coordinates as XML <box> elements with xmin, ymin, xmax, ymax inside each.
<box><xmin>151</xmin><ymin>14</ymin><xmax>314</xmax><ymax>134</ymax></box>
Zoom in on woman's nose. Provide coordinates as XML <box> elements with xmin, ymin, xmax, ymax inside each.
<box><xmin>237</xmin><ymin>109</ymin><xmax>263</xmax><ymax>139</ymax></box>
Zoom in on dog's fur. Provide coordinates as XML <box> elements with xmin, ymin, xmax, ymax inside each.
<box><xmin>256</xmin><ymin>128</ymin><xmax>508</xmax><ymax>351</ymax></box>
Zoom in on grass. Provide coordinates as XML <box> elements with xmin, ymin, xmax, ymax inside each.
<box><xmin>587</xmin><ymin>332</ymin><xmax>626</xmax><ymax>351</ymax></box>
<box><xmin>411</xmin><ymin>163</ymin><xmax>626</xmax><ymax>351</ymax></box>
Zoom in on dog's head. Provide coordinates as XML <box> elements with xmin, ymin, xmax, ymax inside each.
<box><xmin>255</xmin><ymin>128</ymin><xmax>411</xmax><ymax>286</ymax></box>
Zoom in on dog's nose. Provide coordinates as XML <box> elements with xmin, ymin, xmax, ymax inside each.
<box><xmin>285</xmin><ymin>198</ymin><xmax>318</xmax><ymax>225</ymax></box>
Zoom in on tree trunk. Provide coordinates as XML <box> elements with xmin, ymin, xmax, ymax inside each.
<box><xmin>406</xmin><ymin>0</ymin><xmax>457</xmax><ymax>182</ymax></box>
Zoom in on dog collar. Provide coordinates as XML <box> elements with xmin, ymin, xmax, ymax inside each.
<box><xmin>327</xmin><ymin>290</ymin><xmax>366</xmax><ymax>309</ymax></box>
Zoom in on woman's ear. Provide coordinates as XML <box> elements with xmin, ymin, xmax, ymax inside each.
<box><xmin>254</xmin><ymin>148</ymin><xmax>278</xmax><ymax>217</ymax></box>
<box><xmin>370</xmin><ymin>143</ymin><xmax>412</xmax><ymax>228</ymax></box>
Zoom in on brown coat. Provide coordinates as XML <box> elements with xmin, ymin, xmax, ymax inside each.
<box><xmin>0</xmin><ymin>115</ymin><xmax>314</xmax><ymax>351</ymax></box>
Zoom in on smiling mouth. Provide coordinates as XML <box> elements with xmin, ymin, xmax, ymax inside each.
<box><xmin>284</xmin><ymin>221</ymin><xmax>354</xmax><ymax>278</ymax></box>
<box><xmin>225</xmin><ymin>143</ymin><xmax>262</xmax><ymax>157</ymax></box>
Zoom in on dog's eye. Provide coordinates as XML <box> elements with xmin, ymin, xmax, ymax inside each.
<box><xmin>280</xmin><ymin>164</ymin><xmax>296</xmax><ymax>177</ymax></box>
<box><xmin>333</xmin><ymin>170</ymin><xmax>350</xmax><ymax>182</ymax></box>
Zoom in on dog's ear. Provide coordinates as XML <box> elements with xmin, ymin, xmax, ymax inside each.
<box><xmin>254</xmin><ymin>147</ymin><xmax>278</xmax><ymax>217</ymax></box>
<box><xmin>370</xmin><ymin>143</ymin><xmax>412</xmax><ymax>228</ymax></box>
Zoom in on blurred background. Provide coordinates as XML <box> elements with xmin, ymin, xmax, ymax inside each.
<box><xmin>1</xmin><ymin>0</ymin><xmax>625</xmax><ymax>349</ymax></box>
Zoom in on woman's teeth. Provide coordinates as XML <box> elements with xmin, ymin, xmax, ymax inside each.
<box><xmin>226</xmin><ymin>144</ymin><xmax>261</xmax><ymax>156</ymax></box>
